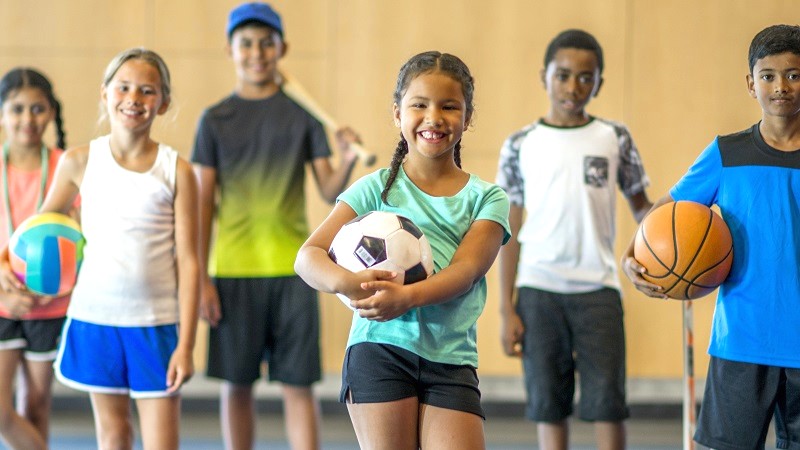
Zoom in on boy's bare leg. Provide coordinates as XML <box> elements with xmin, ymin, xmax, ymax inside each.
<box><xmin>594</xmin><ymin>421</ymin><xmax>626</xmax><ymax>450</ymax></box>
<box><xmin>538</xmin><ymin>420</ymin><xmax>568</xmax><ymax>450</ymax></box>
<box><xmin>282</xmin><ymin>384</ymin><xmax>320</xmax><ymax>450</ymax></box>
<box><xmin>221</xmin><ymin>382</ymin><xmax>255</xmax><ymax>450</ymax></box>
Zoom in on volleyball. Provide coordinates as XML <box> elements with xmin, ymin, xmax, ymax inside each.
<box><xmin>8</xmin><ymin>212</ymin><xmax>85</xmax><ymax>297</ymax></box>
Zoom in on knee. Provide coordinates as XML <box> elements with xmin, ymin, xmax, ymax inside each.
<box><xmin>97</xmin><ymin>424</ymin><xmax>134</xmax><ymax>450</ymax></box>
<box><xmin>20</xmin><ymin>391</ymin><xmax>51</xmax><ymax>424</ymax></box>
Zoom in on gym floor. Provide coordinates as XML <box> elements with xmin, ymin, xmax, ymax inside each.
<box><xmin>44</xmin><ymin>397</ymin><xmax>786</xmax><ymax>450</ymax></box>
<box><xmin>40</xmin><ymin>378</ymin><xmax>780</xmax><ymax>449</ymax></box>
<box><xmin>48</xmin><ymin>407</ymin><xmax>687</xmax><ymax>450</ymax></box>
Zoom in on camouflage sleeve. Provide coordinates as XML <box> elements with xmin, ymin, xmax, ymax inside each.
<box><xmin>613</xmin><ymin>122</ymin><xmax>650</xmax><ymax>197</ymax></box>
<box><xmin>495</xmin><ymin>133</ymin><xmax>525</xmax><ymax>206</ymax></box>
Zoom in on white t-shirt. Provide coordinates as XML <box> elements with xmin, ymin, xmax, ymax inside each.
<box><xmin>69</xmin><ymin>135</ymin><xmax>179</xmax><ymax>326</ymax></box>
<box><xmin>496</xmin><ymin>118</ymin><xmax>649</xmax><ymax>293</ymax></box>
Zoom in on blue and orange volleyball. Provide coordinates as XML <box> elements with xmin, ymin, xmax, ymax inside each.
<box><xmin>9</xmin><ymin>212</ymin><xmax>85</xmax><ymax>296</ymax></box>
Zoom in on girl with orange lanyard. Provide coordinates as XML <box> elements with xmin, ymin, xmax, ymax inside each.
<box><xmin>0</xmin><ymin>67</ymin><xmax>70</xmax><ymax>450</ymax></box>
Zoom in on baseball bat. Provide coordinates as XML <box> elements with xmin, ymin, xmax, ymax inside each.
<box><xmin>279</xmin><ymin>71</ymin><xmax>377</xmax><ymax>167</ymax></box>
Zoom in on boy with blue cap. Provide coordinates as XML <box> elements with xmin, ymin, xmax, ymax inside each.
<box><xmin>191</xmin><ymin>3</ymin><xmax>361</xmax><ymax>449</ymax></box>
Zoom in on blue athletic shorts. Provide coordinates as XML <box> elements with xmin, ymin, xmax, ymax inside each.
<box><xmin>54</xmin><ymin>318</ymin><xmax>179</xmax><ymax>398</ymax></box>
<box><xmin>0</xmin><ymin>316</ymin><xmax>65</xmax><ymax>361</ymax></box>
<box><xmin>340</xmin><ymin>342</ymin><xmax>484</xmax><ymax>419</ymax></box>
<box><xmin>516</xmin><ymin>287</ymin><xmax>629</xmax><ymax>422</ymax></box>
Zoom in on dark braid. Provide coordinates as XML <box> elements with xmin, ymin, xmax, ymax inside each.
<box><xmin>52</xmin><ymin>99</ymin><xmax>66</xmax><ymax>149</ymax></box>
<box><xmin>383</xmin><ymin>51</ymin><xmax>474</xmax><ymax>203</ymax></box>
<box><xmin>381</xmin><ymin>133</ymin><xmax>409</xmax><ymax>204</ymax></box>
<box><xmin>0</xmin><ymin>67</ymin><xmax>66</xmax><ymax>148</ymax></box>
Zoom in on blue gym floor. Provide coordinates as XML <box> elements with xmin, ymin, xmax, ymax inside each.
<box><xmin>45</xmin><ymin>409</ymin><xmax>694</xmax><ymax>450</ymax></box>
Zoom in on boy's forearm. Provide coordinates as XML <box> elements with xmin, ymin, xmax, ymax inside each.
<box><xmin>498</xmin><ymin>243</ymin><xmax>520</xmax><ymax>316</ymax></box>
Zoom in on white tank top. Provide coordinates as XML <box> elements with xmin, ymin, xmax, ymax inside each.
<box><xmin>69</xmin><ymin>135</ymin><xmax>179</xmax><ymax>326</ymax></box>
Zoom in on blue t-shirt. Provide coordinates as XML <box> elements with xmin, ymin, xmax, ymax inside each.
<box><xmin>337</xmin><ymin>166</ymin><xmax>511</xmax><ymax>367</ymax></box>
<box><xmin>670</xmin><ymin>123</ymin><xmax>800</xmax><ymax>368</ymax></box>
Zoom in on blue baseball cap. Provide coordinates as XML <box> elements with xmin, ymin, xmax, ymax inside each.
<box><xmin>227</xmin><ymin>2</ymin><xmax>283</xmax><ymax>38</ymax></box>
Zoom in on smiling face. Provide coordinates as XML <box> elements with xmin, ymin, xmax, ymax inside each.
<box><xmin>747</xmin><ymin>51</ymin><xmax>800</xmax><ymax>120</ymax></box>
<box><xmin>228</xmin><ymin>24</ymin><xmax>285</xmax><ymax>95</ymax></box>
<box><xmin>0</xmin><ymin>86</ymin><xmax>53</xmax><ymax>149</ymax></box>
<box><xmin>393</xmin><ymin>71</ymin><xmax>469</xmax><ymax>161</ymax></box>
<box><xmin>101</xmin><ymin>58</ymin><xmax>169</xmax><ymax>134</ymax></box>
<box><xmin>541</xmin><ymin>47</ymin><xmax>603</xmax><ymax>126</ymax></box>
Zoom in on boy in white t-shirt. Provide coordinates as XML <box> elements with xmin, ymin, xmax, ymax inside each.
<box><xmin>495</xmin><ymin>29</ymin><xmax>652</xmax><ymax>450</ymax></box>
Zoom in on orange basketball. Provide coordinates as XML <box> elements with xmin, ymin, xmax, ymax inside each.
<box><xmin>633</xmin><ymin>201</ymin><xmax>733</xmax><ymax>300</ymax></box>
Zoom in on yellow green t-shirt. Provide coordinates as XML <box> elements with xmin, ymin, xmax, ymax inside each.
<box><xmin>191</xmin><ymin>92</ymin><xmax>331</xmax><ymax>277</ymax></box>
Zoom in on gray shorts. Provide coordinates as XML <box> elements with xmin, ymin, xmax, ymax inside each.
<box><xmin>516</xmin><ymin>287</ymin><xmax>629</xmax><ymax>422</ymax></box>
<box><xmin>695</xmin><ymin>356</ymin><xmax>800</xmax><ymax>450</ymax></box>
<box><xmin>206</xmin><ymin>276</ymin><xmax>321</xmax><ymax>386</ymax></box>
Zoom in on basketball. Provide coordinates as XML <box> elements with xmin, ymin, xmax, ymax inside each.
<box><xmin>328</xmin><ymin>211</ymin><xmax>434</xmax><ymax>310</ymax></box>
<box><xmin>8</xmin><ymin>212</ymin><xmax>85</xmax><ymax>297</ymax></box>
<box><xmin>633</xmin><ymin>201</ymin><xmax>733</xmax><ymax>300</ymax></box>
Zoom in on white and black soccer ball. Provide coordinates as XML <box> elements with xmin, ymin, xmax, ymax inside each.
<box><xmin>328</xmin><ymin>211</ymin><xmax>434</xmax><ymax>310</ymax></box>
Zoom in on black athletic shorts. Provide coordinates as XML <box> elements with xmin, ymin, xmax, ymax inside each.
<box><xmin>516</xmin><ymin>287</ymin><xmax>629</xmax><ymax>422</ymax></box>
<box><xmin>340</xmin><ymin>342</ymin><xmax>484</xmax><ymax>419</ymax></box>
<box><xmin>695</xmin><ymin>356</ymin><xmax>800</xmax><ymax>450</ymax></box>
<box><xmin>206</xmin><ymin>276</ymin><xmax>321</xmax><ymax>386</ymax></box>
<box><xmin>0</xmin><ymin>316</ymin><xmax>65</xmax><ymax>361</ymax></box>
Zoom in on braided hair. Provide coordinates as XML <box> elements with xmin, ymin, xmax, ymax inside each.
<box><xmin>381</xmin><ymin>51</ymin><xmax>474</xmax><ymax>204</ymax></box>
<box><xmin>0</xmin><ymin>68</ymin><xmax>67</xmax><ymax>149</ymax></box>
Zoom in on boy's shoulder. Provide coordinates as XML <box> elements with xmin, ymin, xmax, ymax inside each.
<box><xmin>716</xmin><ymin>123</ymin><xmax>800</xmax><ymax>168</ymax></box>
<box><xmin>717</xmin><ymin>124</ymin><xmax>755</xmax><ymax>148</ymax></box>
<box><xmin>201</xmin><ymin>91</ymin><xmax>315</xmax><ymax>123</ymax></box>
<box><xmin>503</xmin><ymin>116</ymin><xmax>633</xmax><ymax>149</ymax></box>
<box><xmin>592</xmin><ymin>116</ymin><xmax>631</xmax><ymax>133</ymax></box>
<box><xmin>202</xmin><ymin>94</ymin><xmax>239</xmax><ymax>121</ymax></box>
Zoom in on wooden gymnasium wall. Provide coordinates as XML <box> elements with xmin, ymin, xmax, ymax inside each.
<box><xmin>0</xmin><ymin>0</ymin><xmax>792</xmax><ymax>381</ymax></box>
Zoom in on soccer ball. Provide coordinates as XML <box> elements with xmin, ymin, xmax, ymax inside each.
<box><xmin>328</xmin><ymin>211</ymin><xmax>434</xmax><ymax>310</ymax></box>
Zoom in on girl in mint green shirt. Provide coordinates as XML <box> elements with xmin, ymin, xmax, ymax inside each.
<box><xmin>295</xmin><ymin>51</ymin><xmax>510</xmax><ymax>450</ymax></box>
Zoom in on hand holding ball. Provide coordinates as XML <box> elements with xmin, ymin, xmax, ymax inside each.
<box><xmin>328</xmin><ymin>211</ymin><xmax>434</xmax><ymax>310</ymax></box>
<box><xmin>633</xmin><ymin>201</ymin><xmax>732</xmax><ymax>300</ymax></box>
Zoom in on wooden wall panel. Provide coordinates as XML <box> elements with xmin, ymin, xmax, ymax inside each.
<box><xmin>0</xmin><ymin>0</ymin><xmax>795</xmax><ymax>382</ymax></box>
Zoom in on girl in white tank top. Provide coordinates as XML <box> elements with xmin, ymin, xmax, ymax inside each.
<box><xmin>12</xmin><ymin>49</ymin><xmax>200</xmax><ymax>450</ymax></box>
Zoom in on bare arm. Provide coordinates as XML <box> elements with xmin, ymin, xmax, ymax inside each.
<box><xmin>310</xmin><ymin>127</ymin><xmax>360</xmax><ymax>203</ymax></box>
<box><xmin>192</xmin><ymin>164</ymin><xmax>221</xmax><ymax>326</ymax></box>
<box><xmin>620</xmin><ymin>193</ymin><xmax>674</xmax><ymax>299</ymax></box>
<box><xmin>39</xmin><ymin>146</ymin><xmax>88</xmax><ymax>215</ymax></box>
<box><xmin>167</xmin><ymin>158</ymin><xmax>201</xmax><ymax>392</ymax></box>
<box><xmin>498</xmin><ymin>204</ymin><xmax>524</xmax><ymax>357</ymax></box>
<box><xmin>626</xmin><ymin>190</ymin><xmax>653</xmax><ymax>224</ymax></box>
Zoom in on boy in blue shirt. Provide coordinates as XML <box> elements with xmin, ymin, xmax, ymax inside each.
<box><xmin>622</xmin><ymin>24</ymin><xmax>800</xmax><ymax>450</ymax></box>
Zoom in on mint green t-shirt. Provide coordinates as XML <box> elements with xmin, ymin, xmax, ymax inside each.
<box><xmin>338</xmin><ymin>166</ymin><xmax>511</xmax><ymax>367</ymax></box>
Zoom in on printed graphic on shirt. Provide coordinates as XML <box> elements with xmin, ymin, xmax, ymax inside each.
<box><xmin>584</xmin><ymin>156</ymin><xmax>609</xmax><ymax>187</ymax></box>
